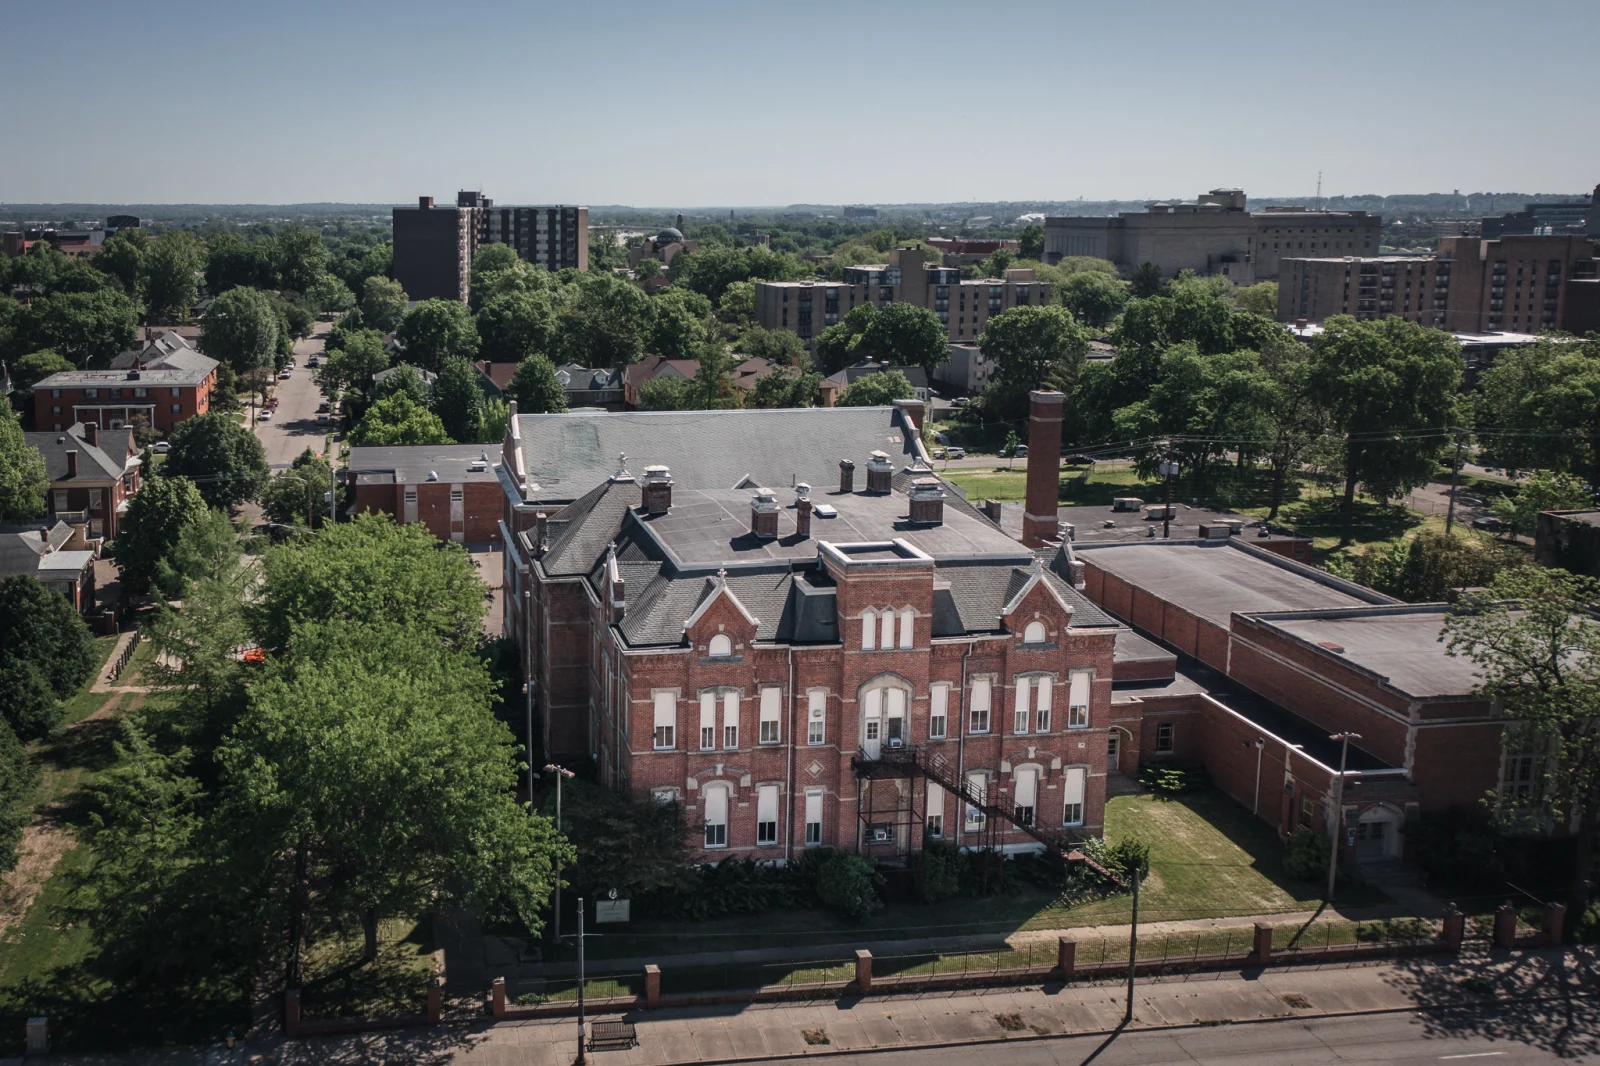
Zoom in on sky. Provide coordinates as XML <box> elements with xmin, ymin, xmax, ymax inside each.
<box><xmin>2</xmin><ymin>0</ymin><xmax>1597</xmax><ymax>207</ymax></box>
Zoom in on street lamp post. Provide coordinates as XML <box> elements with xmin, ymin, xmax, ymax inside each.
<box><xmin>1158</xmin><ymin>458</ymin><xmax>1180</xmax><ymax>539</ymax></box>
<box><xmin>545</xmin><ymin>763</ymin><xmax>575</xmax><ymax>941</ymax></box>
<box><xmin>1326</xmin><ymin>732</ymin><xmax>1361</xmax><ymax>901</ymax></box>
<box><xmin>575</xmin><ymin>895</ymin><xmax>587</xmax><ymax>1066</ymax></box>
<box><xmin>1124</xmin><ymin>863</ymin><xmax>1142</xmax><ymax>1023</ymax></box>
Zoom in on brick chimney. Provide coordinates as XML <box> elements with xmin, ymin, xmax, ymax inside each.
<box><xmin>795</xmin><ymin>483</ymin><xmax>813</xmax><ymax>539</ymax></box>
<box><xmin>642</xmin><ymin>465</ymin><xmax>673</xmax><ymax>514</ymax></box>
<box><xmin>751</xmin><ymin>488</ymin><xmax>779</xmax><ymax>539</ymax></box>
<box><xmin>82</xmin><ymin>421</ymin><xmax>98</xmax><ymax>447</ymax></box>
<box><xmin>419</xmin><ymin>195</ymin><xmax>434</xmax><ymax>209</ymax></box>
<box><xmin>892</xmin><ymin>398</ymin><xmax>925</xmax><ymax>433</ymax></box>
<box><xmin>1022</xmin><ymin>390</ymin><xmax>1066</xmax><ymax>548</ymax></box>
<box><xmin>908</xmin><ymin>477</ymin><xmax>945</xmax><ymax>525</ymax></box>
<box><xmin>865</xmin><ymin>450</ymin><xmax>893</xmax><ymax>494</ymax></box>
<box><xmin>533</xmin><ymin>511</ymin><xmax>549</xmax><ymax>556</ymax></box>
<box><xmin>838</xmin><ymin>458</ymin><xmax>856</xmax><ymax>494</ymax></box>
<box><xmin>65</xmin><ymin>449</ymin><xmax>78</xmax><ymax>478</ymax></box>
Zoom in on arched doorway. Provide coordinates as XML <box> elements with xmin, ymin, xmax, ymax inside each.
<box><xmin>1355</xmin><ymin>804</ymin><xmax>1403</xmax><ymax>862</ymax></box>
<box><xmin>858</xmin><ymin>675</ymin><xmax>911</xmax><ymax>760</ymax></box>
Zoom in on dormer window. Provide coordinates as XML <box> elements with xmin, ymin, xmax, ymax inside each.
<box><xmin>708</xmin><ymin>634</ymin><xmax>733</xmax><ymax>658</ymax></box>
<box><xmin>1023</xmin><ymin>621</ymin><xmax>1046</xmax><ymax>644</ymax></box>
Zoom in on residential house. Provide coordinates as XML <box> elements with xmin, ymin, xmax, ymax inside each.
<box><xmin>623</xmin><ymin>355</ymin><xmax>700</xmax><ymax>407</ymax></box>
<box><xmin>554</xmin><ymin>364</ymin><xmax>625</xmax><ymax>408</ymax></box>
<box><xmin>819</xmin><ymin>361</ymin><xmax>930</xmax><ymax>407</ymax></box>
<box><xmin>32</xmin><ymin>355</ymin><xmax>219</xmax><ymax>436</ymax></box>
<box><xmin>25</xmin><ymin>421</ymin><xmax>141</xmax><ymax>539</ymax></box>
<box><xmin>0</xmin><ymin>520</ymin><xmax>99</xmax><ymax>612</ymax></box>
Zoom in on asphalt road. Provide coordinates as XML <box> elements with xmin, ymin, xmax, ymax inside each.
<box><xmin>250</xmin><ymin>322</ymin><xmax>332</xmax><ymax>469</ymax></box>
<box><xmin>769</xmin><ymin>1010</ymin><xmax>1589</xmax><ymax>1066</ymax></box>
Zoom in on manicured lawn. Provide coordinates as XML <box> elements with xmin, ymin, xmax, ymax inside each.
<box><xmin>298</xmin><ymin>917</ymin><xmax>437</xmax><ymax>1020</ymax></box>
<box><xmin>54</xmin><ymin>635</ymin><xmax>120</xmax><ymax>728</ymax></box>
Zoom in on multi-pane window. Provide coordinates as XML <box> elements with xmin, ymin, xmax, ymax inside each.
<box><xmin>926</xmin><ymin>780</ymin><xmax>945</xmax><ymax>838</ymax></box>
<box><xmin>880</xmin><ymin>609</ymin><xmax>894</xmax><ymax>650</ymax></box>
<box><xmin>1068</xmin><ymin>670</ymin><xmax>1090</xmax><ymax>728</ymax></box>
<box><xmin>1156</xmin><ymin>722</ymin><xmax>1174</xmax><ymax>753</ymax></box>
<box><xmin>756</xmin><ymin>785</ymin><xmax>779</xmax><ymax>845</ymax></box>
<box><xmin>804</xmin><ymin>790</ymin><xmax>823</xmax><ymax>846</ymax></box>
<box><xmin>969</xmin><ymin>678</ymin><xmax>991</xmax><ymax>734</ymax></box>
<box><xmin>807</xmin><ymin>689</ymin><xmax>826</xmax><ymax>745</ymax></box>
<box><xmin>929</xmin><ymin>683</ymin><xmax>948</xmax><ymax>739</ymax></box>
<box><xmin>1014</xmin><ymin>676</ymin><xmax>1031</xmax><ymax>735</ymax></box>
<box><xmin>1014</xmin><ymin>675</ymin><xmax>1052</xmax><ymax>733</ymax></box>
<box><xmin>652</xmin><ymin>691</ymin><xmax>675</xmax><ymax>750</ymax></box>
<box><xmin>699</xmin><ymin>692</ymin><xmax>717</xmax><ymax>751</ymax></box>
<box><xmin>1013</xmin><ymin>767</ymin><xmax>1037</xmax><ymax>826</ymax></box>
<box><xmin>1503</xmin><ymin>754</ymin><xmax>1537</xmax><ymax>800</ymax></box>
<box><xmin>704</xmin><ymin>785</ymin><xmax>729</xmax><ymax>848</ymax></box>
<box><xmin>1062</xmin><ymin>767</ymin><xmax>1085</xmax><ymax>826</ymax></box>
<box><xmin>651</xmin><ymin>787</ymin><xmax>679</xmax><ymax>805</ymax></box>
<box><xmin>1035</xmin><ymin>677</ymin><xmax>1052</xmax><ymax>733</ymax></box>
<box><xmin>884</xmin><ymin>686</ymin><xmax>906</xmax><ymax>747</ymax></box>
<box><xmin>722</xmin><ymin>689</ymin><xmax>739</xmax><ymax>749</ymax></box>
<box><xmin>965</xmin><ymin>771</ymin><xmax>987</xmax><ymax>829</ymax></box>
<box><xmin>759</xmin><ymin>687</ymin><xmax>782</xmax><ymax>744</ymax></box>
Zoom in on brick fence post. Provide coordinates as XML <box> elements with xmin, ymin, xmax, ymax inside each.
<box><xmin>1441</xmin><ymin>909</ymin><xmax>1465</xmax><ymax>951</ymax></box>
<box><xmin>1493</xmin><ymin>904</ymin><xmax>1518</xmax><ymax>949</ymax></box>
<box><xmin>491</xmin><ymin>976</ymin><xmax>506</xmax><ymax>1018</ymax></box>
<box><xmin>284</xmin><ymin>988</ymin><xmax>302</xmax><ymax>1038</ymax></box>
<box><xmin>1542</xmin><ymin>903</ymin><xmax>1567</xmax><ymax>946</ymax></box>
<box><xmin>1251</xmin><ymin>923</ymin><xmax>1273</xmax><ymax>965</ymax></box>
<box><xmin>1056</xmin><ymin>937</ymin><xmax>1076</xmax><ymax>979</ymax></box>
<box><xmin>854</xmin><ymin>950</ymin><xmax>873</xmax><ymax>995</ymax></box>
<box><xmin>426</xmin><ymin>976</ymin><xmax>443</xmax><ymax>1025</ymax></box>
<box><xmin>645</xmin><ymin>964</ymin><xmax>661</xmax><ymax>1009</ymax></box>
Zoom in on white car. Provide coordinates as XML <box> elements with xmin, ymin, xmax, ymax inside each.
<box><xmin>278</xmin><ymin>369</ymin><xmax>292</xmax><ymax>379</ymax></box>
<box><xmin>152</xmin><ymin>441</ymin><xmax>170</xmax><ymax>454</ymax></box>
<box><xmin>258</xmin><ymin>409</ymin><xmax>273</xmax><ymax>421</ymax></box>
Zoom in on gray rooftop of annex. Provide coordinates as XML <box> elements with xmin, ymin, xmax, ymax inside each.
<box><xmin>348</xmin><ymin>444</ymin><xmax>502</xmax><ymax>486</ymax></box>
<box><xmin>1075</xmin><ymin>539</ymin><xmax>1394</xmax><ymax>628</ymax></box>
<box><xmin>1245</xmin><ymin>606</ymin><xmax>1487</xmax><ymax>700</ymax></box>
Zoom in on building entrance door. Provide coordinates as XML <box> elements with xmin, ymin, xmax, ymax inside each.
<box><xmin>1356</xmin><ymin>817</ymin><xmax>1390</xmax><ymax>862</ymax></box>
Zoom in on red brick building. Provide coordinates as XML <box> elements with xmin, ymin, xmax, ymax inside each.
<box><xmin>25</xmin><ymin>421</ymin><xmax>141</xmax><ymax>540</ymax></box>
<box><xmin>32</xmin><ymin>355</ymin><xmax>218</xmax><ymax>435</ymax></box>
<box><xmin>348</xmin><ymin>445</ymin><xmax>504</xmax><ymax>545</ymax></box>
<box><xmin>499</xmin><ymin>402</ymin><xmax>1121</xmax><ymax>861</ymax></box>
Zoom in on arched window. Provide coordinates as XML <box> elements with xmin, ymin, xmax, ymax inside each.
<box><xmin>858</xmin><ymin>675</ymin><xmax>912</xmax><ymax>758</ymax></box>
<box><xmin>1023</xmin><ymin>620</ymin><xmax>1046</xmax><ymax>644</ymax></box>
<box><xmin>898</xmin><ymin>607</ymin><xmax>915</xmax><ymax>649</ymax></box>
<box><xmin>860</xmin><ymin>609</ymin><xmax>877</xmax><ymax>650</ymax></box>
<box><xmin>708</xmin><ymin>633</ymin><xmax>733</xmax><ymax>658</ymax></box>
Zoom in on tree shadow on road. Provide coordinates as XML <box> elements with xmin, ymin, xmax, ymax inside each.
<box><xmin>1384</xmin><ymin>948</ymin><xmax>1599</xmax><ymax>1059</ymax></box>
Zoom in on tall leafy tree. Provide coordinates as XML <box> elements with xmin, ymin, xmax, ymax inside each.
<box><xmin>359</xmin><ymin>275</ymin><xmax>409</xmax><ymax>333</ymax></box>
<box><xmin>113</xmin><ymin>475</ymin><xmax>210</xmax><ymax>597</ymax></box>
<box><xmin>0</xmin><ymin>717</ymin><xmax>31</xmax><ymax>875</ymax></box>
<box><xmin>839</xmin><ymin>370</ymin><xmax>916</xmax><ymax>407</ymax></box>
<box><xmin>161</xmin><ymin>412</ymin><xmax>271</xmax><ymax>509</ymax></box>
<box><xmin>260</xmin><ymin>448</ymin><xmax>334</xmax><ymax>531</ymax></box>
<box><xmin>1058</xmin><ymin>271</ymin><xmax>1129</xmax><ymax>326</ymax></box>
<box><xmin>813</xmin><ymin>303</ymin><xmax>876</xmax><ymax>375</ymax></box>
<box><xmin>304</xmin><ymin>274</ymin><xmax>355</xmax><ymax>316</ymax></box>
<box><xmin>199</xmin><ymin>286</ymin><xmax>280</xmax><ymax>377</ymax></box>
<box><xmin>649</xmin><ymin>287</ymin><xmax>713</xmax><ymax>360</ymax></box>
<box><xmin>11</xmin><ymin>348</ymin><xmax>74</xmax><ymax>391</ymax></box>
<box><xmin>734</xmin><ymin>326</ymin><xmax>808</xmax><ymax>367</ymax></box>
<box><xmin>152</xmin><ymin>508</ymin><xmax>244</xmax><ymax>601</ymax></box>
<box><xmin>1490</xmin><ymin>470</ymin><xmax>1594</xmax><ymax>537</ymax></box>
<box><xmin>142</xmin><ymin>231</ymin><xmax>206</xmax><ymax>323</ymax></box>
<box><xmin>395</xmin><ymin>299</ymin><xmax>478</xmax><ymax>374</ymax></box>
<box><xmin>553</xmin><ymin>274</ymin><xmax>654</xmax><ymax>370</ymax></box>
<box><xmin>1471</xmin><ymin>337</ymin><xmax>1600</xmax><ymax>487</ymax></box>
<box><xmin>477</xmin><ymin>290</ymin><xmax>557</xmax><ymax>363</ymax></box>
<box><xmin>979</xmin><ymin>304</ymin><xmax>1090</xmax><ymax>392</ymax></box>
<box><xmin>1259</xmin><ymin>331</ymin><xmax>1328</xmax><ymax>519</ymax></box>
<box><xmin>852</xmin><ymin>302</ymin><xmax>948</xmax><ymax>374</ymax></box>
<box><xmin>1017</xmin><ymin>224</ymin><xmax>1045</xmax><ymax>260</ymax></box>
<box><xmin>1112</xmin><ymin>345</ymin><xmax>1274</xmax><ymax>487</ymax></box>
<box><xmin>0</xmin><ymin>403</ymin><xmax>47</xmax><ymax>520</ymax></box>
<box><xmin>751</xmin><ymin>367</ymin><xmax>821</xmax><ymax>408</ymax></box>
<box><xmin>315</xmin><ymin>327</ymin><xmax>389</xmax><ymax>399</ymax></box>
<box><xmin>1233</xmin><ymin>281</ymin><xmax>1279</xmax><ymax>317</ymax></box>
<box><xmin>1129</xmin><ymin>262</ymin><xmax>1167</xmax><ymax>298</ymax></box>
<box><xmin>346</xmin><ymin>391</ymin><xmax>452</xmax><ymax>447</ymax></box>
<box><xmin>270</xmin><ymin>225</ymin><xmax>329</xmax><ymax>293</ymax></box>
<box><xmin>0</xmin><ymin>574</ymin><xmax>97</xmax><ymax>738</ymax></box>
<box><xmin>205</xmin><ymin>235</ymin><xmax>274</xmax><ymax>293</ymax></box>
<box><xmin>10</xmin><ymin>289</ymin><xmax>138</xmax><ymax>368</ymax></box>
<box><xmin>95</xmin><ymin>230</ymin><xmax>147</xmax><ymax>297</ymax></box>
<box><xmin>433</xmin><ymin>356</ymin><xmax>487</xmax><ymax>442</ymax></box>
<box><xmin>716</xmin><ymin>280</ymin><xmax>757</xmax><ymax>333</ymax></box>
<box><xmin>668</xmin><ymin>245</ymin><xmax>810</xmax><ymax>304</ymax></box>
<box><xmin>507</xmin><ymin>354</ymin><xmax>568</xmax><ymax>414</ymax></box>
<box><xmin>1309</xmin><ymin>316</ymin><xmax>1462</xmax><ymax>545</ymax></box>
<box><xmin>1444</xmin><ymin>567</ymin><xmax>1600</xmax><ymax>926</ymax></box>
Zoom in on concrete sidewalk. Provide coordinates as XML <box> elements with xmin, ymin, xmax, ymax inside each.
<box><xmin>19</xmin><ymin>948</ymin><xmax>1590</xmax><ymax>1066</ymax></box>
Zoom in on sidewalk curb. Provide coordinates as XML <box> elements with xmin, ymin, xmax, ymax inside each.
<box><xmin>603</xmin><ymin>989</ymin><xmax>1595</xmax><ymax>1066</ymax></box>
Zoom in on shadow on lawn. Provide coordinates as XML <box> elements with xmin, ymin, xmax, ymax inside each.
<box><xmin>1279</xmin><ymin>495</ymin><xmax>1424</xmax><ymax>544</ymax></box>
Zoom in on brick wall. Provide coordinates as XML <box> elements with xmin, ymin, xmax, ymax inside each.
<box><xmin>352</xmin><ymin>480</ymin><xmax>502</xmax><ymax>545</ymax></box>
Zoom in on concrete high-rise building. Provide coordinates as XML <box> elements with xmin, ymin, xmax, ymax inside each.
<box><xmin>392</xmin><ymin>191</ymin><xmax>588</xmax><ymax>304</ymax></box>
<box><xmin>1278</xmin><ymin>256</ymin><xmax>1450</xmax><ymax>327</ymax></box>
<box><xmin>1042</xmin><ymin>188</ymin><xmax>1380</xmax><ymax>283</ymax></box>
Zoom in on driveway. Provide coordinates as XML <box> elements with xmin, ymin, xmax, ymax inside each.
<box><xmin>250</xmin><ymin>323</ymin><xmax>332</xmax><ymax>469</ymax></box>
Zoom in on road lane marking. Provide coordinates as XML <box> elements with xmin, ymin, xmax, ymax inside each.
<box><xmin>1440</xmin><ymin>1054</ymin><xmax>1504</xmax><ymax>1060</ymax></box>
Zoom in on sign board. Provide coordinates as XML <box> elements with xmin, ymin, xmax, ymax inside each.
<box><xmin>595</xmin><ymin>899</ymin><xmax>631</xmax><ymax>923</ymax></box>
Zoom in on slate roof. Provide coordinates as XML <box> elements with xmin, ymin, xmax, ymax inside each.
<box><xmin>555</xmin><ymin>364</ymin><xmax>623</xmax><ymax>392</ymax></box>
<box><xmin>541</xmin><ymin>479</ymin><xmax>643</xmax><ymax>576</ymax></box>
<box><xmin>0</xmin><ymin>522</ymin><xmax>92</xmax><ymax>580</ymax></box>
<box><xmin>824</xmin><ymin>362</ymin><xmax>930</xmax><ymax>390</ymax></box>
<box><xmin>511</xmin><ymin>407</ymin><xmax>922</xmax><ymax>503</ymax></box>
<box><xmin>25</xmin><ymin>424</ymin><xmax>127</xmax><ymax>481</ymax></box>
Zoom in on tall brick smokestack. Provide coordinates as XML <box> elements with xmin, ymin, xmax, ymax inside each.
<box><xmin>1021</xmin><ymin>390</ymin><xmax>1065</xmax><ymax>548</ymax></box>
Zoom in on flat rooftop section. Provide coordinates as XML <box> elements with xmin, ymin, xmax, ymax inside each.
<box><xmin>641</xmin><ymin>487</ymin><xmax>1027</xmax><ymax>566</ymax></box>
<box><xmin>349</xmin><ymin>444</ymin><xmax>502</xmax><ymax>485</ymax></box>
<box><xmin>34</xmin><ymin>365</ymin><xmax>215</xmax><ymax>388</ymax></box>
<box><xmin>1077</xmin><ymin>540</ymin><xmax>1387</xmax><ymax>627</ymax></box>
<box><xmin>1250</xmin><ymin>607</ymin><xmax>1485</xmax><ymax>699</ymax></box>
<box><xmin>1114</xmin><ymin>629</ymin><xmax>1175</xmax><ymax>666</ymax></box>
<box><xmin>1549</xmin><ymin>510</ymin><xmax>1600</xmax><ymax>527</ymax></box>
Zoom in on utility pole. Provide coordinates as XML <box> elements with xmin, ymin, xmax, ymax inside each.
<box><xmin>1444</xmin><ymin>431</ymin><xmax>1466</xmax><ymax>535</ymax></box>
<box><xmin>545</xmin><ymin>763</ymin><xmax>575</xmax><ymax>941</ymax></box>
<box><xmin>575</xmin><ymin>896</ymin><xmax>587</xmax><ymax>1066</ymax></box>
<box><xmin>1326</xmin><ymin>732</ymin><xmax>1361</xmax><ymax>901</ymax></box>
<box><xmin>1124</xmin><ymin>864</ymin><xmax>1142</xmax><ymax>1024</ymax></box>
<box><xmin>1158</xmin><ymin>457</ymin><xmax>1179</xmax><ymax>538</ymax></box>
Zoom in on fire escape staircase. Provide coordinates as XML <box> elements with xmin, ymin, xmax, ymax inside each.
<box><xmin>852</xmin><ymin>745</ymin><xmax>1120</xmax><ymax>882</ymax></box>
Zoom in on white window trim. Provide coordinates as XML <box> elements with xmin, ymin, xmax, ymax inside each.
<box><xmin>807</xmin><ymin>688</ymin><xmax>826</xmax><ymax>745</ymax></box>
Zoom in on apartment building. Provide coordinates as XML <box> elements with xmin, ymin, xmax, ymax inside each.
<box><xmin>1278</xmin><ymin>256</ymin><xmax>1450</xmax><ymax>326</ymax></box>
<box><xmin>32</xmin><ymin>358</ymin><xmax>219</xmax><ymax>435</ymax></box>
<box><xmin>1436</xmin><ymin>234</ymin><xmax>1597</xmax><ymax>334</ymax></box>
<box><xmin>754</xmin><ymin>247</ymin><xmax>1045</xmax><ymax>348</ymax></box>
<box><xmin>1043</xmin><ymin>188</ymin><xmax>1380</xmax><ymax>283</ymax></box>
<box><xmin>393</xmin><ymin>191</ymin><xmax>588</xmax><ymax>303</ymax></box>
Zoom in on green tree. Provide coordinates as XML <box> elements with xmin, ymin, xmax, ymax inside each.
<box><xmin>734</xmin><ymin>326</ymin><xmax>808</xmax><ymax>366</ymax></box>
<box><xmin>471</xmin><ymin>243</ymin><xmax>520</xmax><ymax>277</ymax></box>
<box><xmin>0</xmin><ymin>403</ymin><xmax>47</xmax><ymax>520</ymax></box>
<box><xmin>1000</xmin><ymin>428</ymin><xmax>1021</xmax><ymax>467</ymax></box>
<box><xmin>113</xmin><ymin>475</ymin><xmax>210</xmax><ymax>598</ymax></box>
<box><xmin>1233</xmin><ymin>281</ymin><xmax>1279</xmax><ymax>317</ymax></box>
<box><xmin>851</xmin><ymin>302</ymin><xmax>948</xmax><ymax>374</ymax></box>
<box><xmin>650</xmin><ymin>286</ymin><xmax>713</xmax><ymax>360</ymax></box>
<box><xmin>1260</xmin><ymin>331</ymin><xmax>1328</xmax><ymax>519</ymax></box>
<box><xmin>162</xmin><ymin>413</ymin><xmax>270</xmax><ymax>509</ymax></box>
<box><xmin>153</xmin><ymin>508</ymin><xmax>244</xmax><ymax>600</ymax></box>
<box><xmin>1058</xmin><ymin>271</ymin><xmax>1129</xmax><ymax>327</ymax></box>
<box><xmin>692</xmin><ymin>343</ymin><xmax>743</xmax><ymax>410</ymax></box>
<box><xmin>205</xmin><ymin>234</ymin><xmax>274</xmax><ymax>293</ymax></box>
<box><xmin>95</xmin><ymin>231</ymin><xmax>146</xmax><ymax>297</ymax></box>
<box><xmin>668</xmin><ymin>245</ymin><xmax>811</xmax><ymax>304</ymax></box>
<box><xmin>316</xmin><ymin>328</ymin><xmax>389</xmax><ymax>398</ymax></box>
<box><xmin>469</xmin><ymin>258</ymin><xmax>552</xmax><ymax>312</ymax></box>
<box><xmin>813</xmin><ymin>303</ymin><xmax>876</xmax><ymax>375</ymax></box>
<box><xmin>477</xmin><ymin>290</ymin><xmax>557</xmax><ymax>363</ymax></box>
<box><xmin>10</xmin><ymin>289</ymin><xmax>138</xmax><ymax>368</ymax></box>
<box><xmin>0</xmin><ymin>574</ymin><xmax>97</xmax><ymax>738</ymax></box>
<box><xmin>10</xmin><ymin>348</ymin><xmax>74</xmax><ymax>391</ymax></box>
<box><xmin>980</xmin><ymin>304</ymin><xmax>1090</xmax><ymax>392</ymax></box>
<box><xmin>433</xmin><ymin>356</ymin><xmax>487</xmax><ymax>442</ymax></box>
<box><xmin>839</xmin><ymin>369</ymin><xmax>915</xmax><ymax>407</ymax></box>
<box><xmin>716</xmin><ymin>280</ymin><xmax>757</xmax><ymax>332</ymax></box>
<box><xmin>1017</xmin><ymin>224</ymin><xmax>1045</xmax><ymax>260</ymax></box>
<box><xmin>1333</xmin><ymin>531</ymin><xmax>1519</xmax><ymax>602</ymax></box>
<box><xmin>1470</xmin><ymin>337</ymin><xmax>1600</xmax><ymax>486</ymax></box>
<box><xmin>480</xmin><ymin>397</ymin><xmax>509</xmax><ymax>443</ymax></box>
<box><xmin>553</xmin><ymin>273</ymin><xmax>654</xmax><ymax>370</ymax></box>
<box><xmin>254</xmin><ymin>513</ymin><xmax>485</xmax><ymax>652</ymax></box>
<box><xmin>633</xmin><ymin>257</ymin><xmax>660</xmax><ymax>282</ymax></box>
<box><xmin>359</xmin><ymin>276</ymin><xmax>409</xmax><ymax>333</ymax></box>
<box><xmin>142</xmin><ymin>231</ymin><xmax>206</xmax><ymax>323</ymax></box>
<box><xmin>637</xmin><ymin>376</ymin><xmax>699</xmax><ymax>411</ymax></box>
<box><xmin>507</xmin><ymin>354</ymin><xmax>568</xmax><ymax>414</ymax></box>
<box><xmin>260</xmin><ymin>449</ymin><xmax>334</xmax><ymax>532</ymax></box>
<box><xmin>1114</xmin><ymin>345</ymin><xmax>1275</xmax><ymax>487</ymax></box>
<box><xmin>199</xmin><ymin>286</ymin><xmax>280</xmax><ymax>377</ymax></box>
<box><xmin>552</xmin><ymin>779</ymin><xmax>691</xmax><ymax>900</ymax></box>
<box><xmin>1129</xmin><ymin>262</ymin><xmax>1167</xmax><ymax>298</ymax></box>
<box><xmin>1444</xmin><ymin>567</ymin><xmax>1600</xmax><ymax>925</ymax></box>
<box><xmin>1308</xmin><ymin>317</ymin><xmax>1462</xmax><ymax>545</ymax></box>
<box><xmin>372</xmin><ymin>363</ymin><xmax>432</xmax><ymax>405</ymax></box>
<box><xmin>347</xmin><ymin>391</ymin><xmax>452</xmax><ymax>447</ymax></box>
<box><xmin>0</xmin><ymin>718</ymin><xmax>31</xmax><ymax>874</ymax></box>
<box><xmin>816</xmin><ymin>853</ymin><xmax>882</xmax><ymax>921</ymax></box>
<box><xmin>270</xmin><ymin>225</ymin><xmax>330</xmax><ymax>293</ymax></box>
<box><xmin>1491</xmin><ymin>470</ymin><xmax>1593</xmax><ymax>537</ymax></box>
<box><xmin>751</xmin><ymin>367</ymin><xmax>820</xmax><ymax>408</ymax></box>
<box><xmin>304</xmin><ymin>274</ymin><xmax>355</xmax><ymax>316</ymax></box>
<box><xmin>979</xmin><ymin>247</ymin><xmax>1016</xmax><ymax>278</ymax></box>
<box><xmin>396</xmin><ymin>298</ymin><xmax>479</xmax><ymax>373</ymax></box>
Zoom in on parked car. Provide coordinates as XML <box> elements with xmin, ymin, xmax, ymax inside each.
<box><xmin>317</xmin><ymin>413</ymin><xmax>329</xmax><ymax>424</ymax></box>
<box><xmin>278</xmin><ymin>369</ymin><xmax>292</xmax><ymax>379</ymax></box>
<box><xmin>1471</xmin><ymin>515</ymin><xmax>1502</xmax><ymax>532</ymax></box>
<box><xmin>152</xmin><ymin>441</ymin><xmax>170</xmax><ymax>454</ymax></box>
<box><xmin>932</xmin><ymin>448</ymin><xmax>947</xmax><ymax>460</ymax></box>
<box><xmin>952</xmin><ymin>397</ymin><xmax>970</xmax><ymax>407</ymax></box>
<box><xmin>946</xmin><ymin>447</ymin><xmax>966</xmax><ymax>459</ymax></box>
<box><xmin>316</xmin><ymin>401</ymin><xmax>330</xmax><ymax>413</ymax></box>
<box><xmin>258</xmin><ymin>409</ymin><xmax>273</xmax><ymax>421</ymax></box>
<box><xmin>307</xmin><ymin>356</ymin><xmax>320</xmax><ymax>368</ymax></box>
<box><xmin>1014</xmin><ymin>445</ymin><xmax>1029</xmax><ymax>458</ymax></box>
